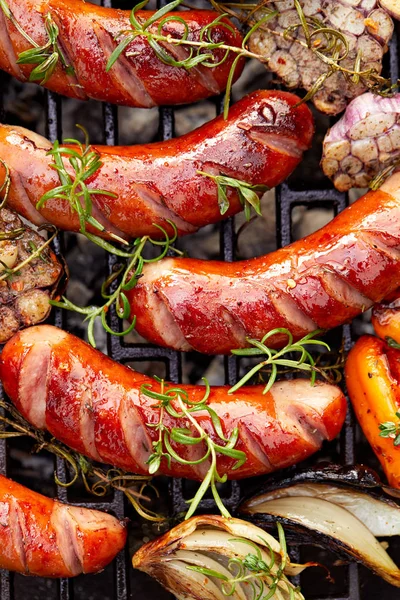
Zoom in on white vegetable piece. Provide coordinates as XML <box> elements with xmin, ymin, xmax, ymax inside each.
<box><xmin>322</xmin><ymin>92</ymin><xmax>400</xmax><ymax>190</ymax></box>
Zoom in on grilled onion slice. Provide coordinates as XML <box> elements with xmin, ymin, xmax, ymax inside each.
<box><xmin>132</xmin><ymin>515</ymin><xmax>308</xmax><ymax>600</ymax></box>
<box><xmin>240</xmin><ymin>467</ymin><xmax>400</xmax><ymax>587</ymax></box>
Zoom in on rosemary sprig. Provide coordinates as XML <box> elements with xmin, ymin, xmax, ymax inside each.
<box><xmin>37</xmin><ymin>125</ymin><xmax>127</xmax><ymax>248</ymax></box>
<box><xmin>369</xmin><ymin>158</ymin><xmax>400</xmax><ymax>191</ymax></box>
<box><xmin>51</xmin><ymin>221</ymin><xmax>179</xmax><ymax>348</ymax></box>
<box><xmin>379</xmin><ymin>412</ymin><xmax>400</xmax><ymax>446</ymax></box>
<box><xmin>188</xmin><ymin>524</ymin><xmax>301</xmax><ymax>600</ymax></box>
<box><xmin>0</xmin><ymin>398</ymin><xmax>163</xmax><ymax>522</ymax></box>
<box><xmin>212</xmin><ymin>0</ymin><xmax>399</xmax><ymax>103</ymax></box>
<box><xmin>229</xmin><ymin>328</ymin><xmax>331</xmax><ymax>394</ymax></box>
<box><xmin>106</xmin><ymin>0</ymin><xmax>278</xmax><ymax>118</ymax></box>
<box><xmin>197</xmin><ymin>171</ymin><xmax>268</xmax><ymax>220</ymax></box>
<box><xmin>0</xmin><ymin>1</ymin><xmax>73</xmax><ymax>84</ymax></box>
<box><xmin>142</xmin><ymin>377</ymin><xmax>247</xmax><ymax>519</ymax></box>
<box><xmin>386</xmin><ymin>336</ymin><xmax>400</xmax><ymax>350</ymax></box>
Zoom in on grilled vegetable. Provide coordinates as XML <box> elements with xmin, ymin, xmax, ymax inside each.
<box><xmin>0</xmin><ymin>473</ymin><xmax>127</xmax><ymax>577</ymax></box>
<box><xmin>0</xmin><ymin>203</ymin><xmax>64</xmax><ymax>342</ymax></box>
<box><xmin>322</xmin><ymin>92</ymin><xmax>400</xmax><ymax>191</ymax></box>
<box><xmin>240</xmin><ymin>465</ymin><xmax>400</xmax><ymax>586</ymax></box>
<box><xmin>345</xmin><ymin>335</ymin><xmax>400</xmax><ymax>488</ymax></box>
<box><xmin>372</xmin><ymin>292</ymin><xmax>400</xmax><ymax>345</ymax></box>
<box><xmin>132</xmin><ymin>515</ymin><xmax>307</xmax><ymax>600</ymax></box>
<box><xmin>246</xmin><ymin>0</ymin><xmax>393</xmax><ymax>115</ymax></box>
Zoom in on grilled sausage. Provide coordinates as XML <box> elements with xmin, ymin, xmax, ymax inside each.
<box><xmin>127</xmin><ymin>171</ymin><xmax>400</xmax><ymax>354</ymax></box>
<box><xmin>0</xmin><ymin>473</ymin><xmax>127</xmax><ymax>577</ymax></box>
<box><xmin>0</xmin><ymin>325</ymin><xmax>347</xmax><ymax>481</ymax></box>
<box><xmin>0</xmin><ymin>90</ymin><xmax>314</xmax><ymax>240</ymax></box>
<box><xmin>0</xmin><ymin>0</ymin><xmax>244</xmax><ymax>107</ymax></box>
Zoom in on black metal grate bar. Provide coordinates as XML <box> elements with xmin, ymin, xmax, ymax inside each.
<box><xmin>0</xmin><ymin>2</ymin><xmax>400</xmax><ymax>599</ymax></box>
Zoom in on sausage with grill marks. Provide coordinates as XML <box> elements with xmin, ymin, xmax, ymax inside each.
<box><xmin>0</xmin><ymin>0</ymin><xmax>244</xmax><ymax>107</ymax></box>
<box><xmin>0</xmin><ymin>325</ymin><xmax>347</xmax><ymax>481</ymax></box>
<box><xmin>127</xmin><ymin>172</ymin><xmax>400</xmax><ymax>354</ymax></box>
<box><xmin>0</xmin><ymin>474</ymin><xmax>127</xmax><ymax>577</ymax></box>
<box><xmin>0</xmin><ymin>91</ymin><xmax>314</xmax><ymax>240</ymax></box>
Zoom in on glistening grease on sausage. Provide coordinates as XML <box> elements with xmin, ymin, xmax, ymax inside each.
<box><xmin>0</xmin><ymin>325</ymin><xmax>347</xmax><ymax>481</ymax></box>
<box><xmin>0</xmin><ymin>90</ymin><xmax>314</xmax><ymax>240</ymax></box>
<box><xmin>127</xmin><ymin>171</ymin><xmax>400</xmax><ymax>354</ymax></box>
<box><xmin>0</xmin><ymin>474</ymin><xmax>127</xmax><ymax>577</ymax></box>
<box><xmin>0</xmin><ymin>0</ymin><xmax>244</xmax><ymax>107</ymax></box>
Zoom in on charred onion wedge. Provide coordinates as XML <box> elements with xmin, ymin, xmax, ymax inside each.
<box><xmin>240</xmin><ymin>465</ymin><xmax>400</xmax><ymax>586</ymax></box>
<box><xmin>0</xmin><ymin>206</ymin><xmax>64</xmax><ymax>342</ymax></box>
<box><xmin>132</xmin><ymin>515</ymin><xmax>307</xmax><ymax>600</ymax></box>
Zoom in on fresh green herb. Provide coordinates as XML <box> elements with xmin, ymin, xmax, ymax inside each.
<box><xmin>211</xmin><ymin>0</ymin><xmax>399</xmax><ymax>104</ymax></box>
<box><xmin>0</xmin><ymin>228</ymin><xmax>25</xmax><ymax>241</ymax></box>
<box><xmin>51</xmin><ymin>221</ymin><xmax>179</xmax><ymax>348</ymax></box>
<box><xmin>370</xmin><ymin>158</ymin><xmax>400</xmax><ymax>191</ymax></box>
<box><xmin>0</xmin><ymin>224</ymin><xmax>58</xmax><ymax>282</ymax></box>
<box><xmin>379</xmin><ymin>412</ymin><xmax>400</xmax><ymax>446</ymax></box>
<box><xmin>0</xmin><ymin>1</ymin><xmax>73</xmax><ymax>84</ymax></box>
<box><xmin>28</xmin><ymin>240</ymin><xmax>51</xmax><ymax>263</ymax></box>
<box><xmin>16</xmin><ymin>13</ymin><xmax>73</xmax><ymax>83</ymax></box>
<box><xmin>37</xmin><ymin>125</ymin><xmax>126</xmax><ymax>249</ymax></box>
<box><xmin>106</xmin><ymin>0</ymin><xmax>278</xmax><ymax>118</ymax></box>
<box><xmin>0</xmin><ymin>398</ymin><xmax>163</xmax><ymax>522</ymax></box>
<box><xmin>386</xmin><ymin>336</ymin><xmax>400</xmax><ymax>350</ymax></box>
<box><xmin>142</xmin><ymin>377</ymin><xmax>247</xmax><ymax>519</ymax></box>
<box><xmin>197</xmin><ymin>171</ymin><xmax>268</xmax><ymax>220</ymax></box>
<box><xmin>229</xmin><ymin>328</ymin><xmax>331</xmax><ymax>394</ymax></box>
<box><xmin>188</xmin><ymin>524</ymin><xmax>302</xmax><ymax>600</ymax></box>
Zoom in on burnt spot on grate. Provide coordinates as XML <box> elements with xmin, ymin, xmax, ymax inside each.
<box><xmin>1</xmin><ymin>2</ymin><xmax>400</xmax><ymax>599</ymax></box>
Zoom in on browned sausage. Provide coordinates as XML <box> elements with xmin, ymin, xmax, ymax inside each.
<box><xmin>0</xmin><ymin>473</ymin><xmax>126</xmax><ymax>577</ymax></box>
<box><xmin>0</xmin><ymin>325</ymin><xmax>347</xmax><ymax>481</ymax></box>
<box><xmin>0</xmin><ymin>0</ymin><xmax>244</xmax><ymax>107</ymax></box>
<box><xmin>0</xmin><ymin>90</ymin><xmax>314</xmax><ymax>239</ymax></box>
<box><xmin>127</xmin><ymin>172</ymin><xmax>400</xmax><ymax>353</ymax></box>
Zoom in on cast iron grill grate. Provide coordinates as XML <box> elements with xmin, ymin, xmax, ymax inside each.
<box><xmin>0</xmin><ymin>2</ymin><xmax>399</xmax><ymax>599</ymax></box>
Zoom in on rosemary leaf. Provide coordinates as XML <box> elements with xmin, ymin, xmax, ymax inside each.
<box><xmin>197</xmin><ymin>170</ymin><xmax>268</xmax><ymax>220</ymax></box>
<box><xmin>229</xmin><ymin>328</ymin><xmax>335</xmax><ymax>394</ymax></box>
<box><xmin>142</xmin><ymin>377</ymin><xmax>246</xmax><ymax>519</ymax></box>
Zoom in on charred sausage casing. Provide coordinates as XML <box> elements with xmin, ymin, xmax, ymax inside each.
<box><xmin>0</xmin><ymin>473</ymin><xmax>126</xmax><ymax>577</ymax></box>
<box><xmin>0</xmin><ymin>90</ymin><xmax>314</xmax><ymax>240</ymax></box>
<box><xmin>0</xmin><ymin>0</ymin><xmax>244</xmax><ymax>107</ymax></box>
<box><xmin>127</xmin><ymin>172</ymin><xmax>400</xmax><ymax>354</ymax></box>
<box><xmin>0</xmin><ymin>325</ymin><xmax>347</xmax><ymax>481</ymax></box>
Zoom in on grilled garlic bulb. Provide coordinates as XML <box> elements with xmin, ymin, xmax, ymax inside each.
<box><xmin>0</xmin><ymin>208</ymin><xmax>64</xmax><ymax>342</ymax></box>
<box><xmin>248</xmin><ymin>0</ymin><xmax>394</xmax><ymax>115</ymax></box>
<box><xmin>322</xmin><ymin>91</ymin><xmax>400</xmax><ymax>190</ymax></box>
<box><xmin>132</xmin><ymin>516</ymin><xmax>307</xmax><ymax>600</ymax></box>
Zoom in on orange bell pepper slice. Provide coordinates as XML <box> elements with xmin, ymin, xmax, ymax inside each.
<box><xmin>345</xmin><ymin>335</ymin><xmax>400</xmax><ymax>488</ymax></box>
